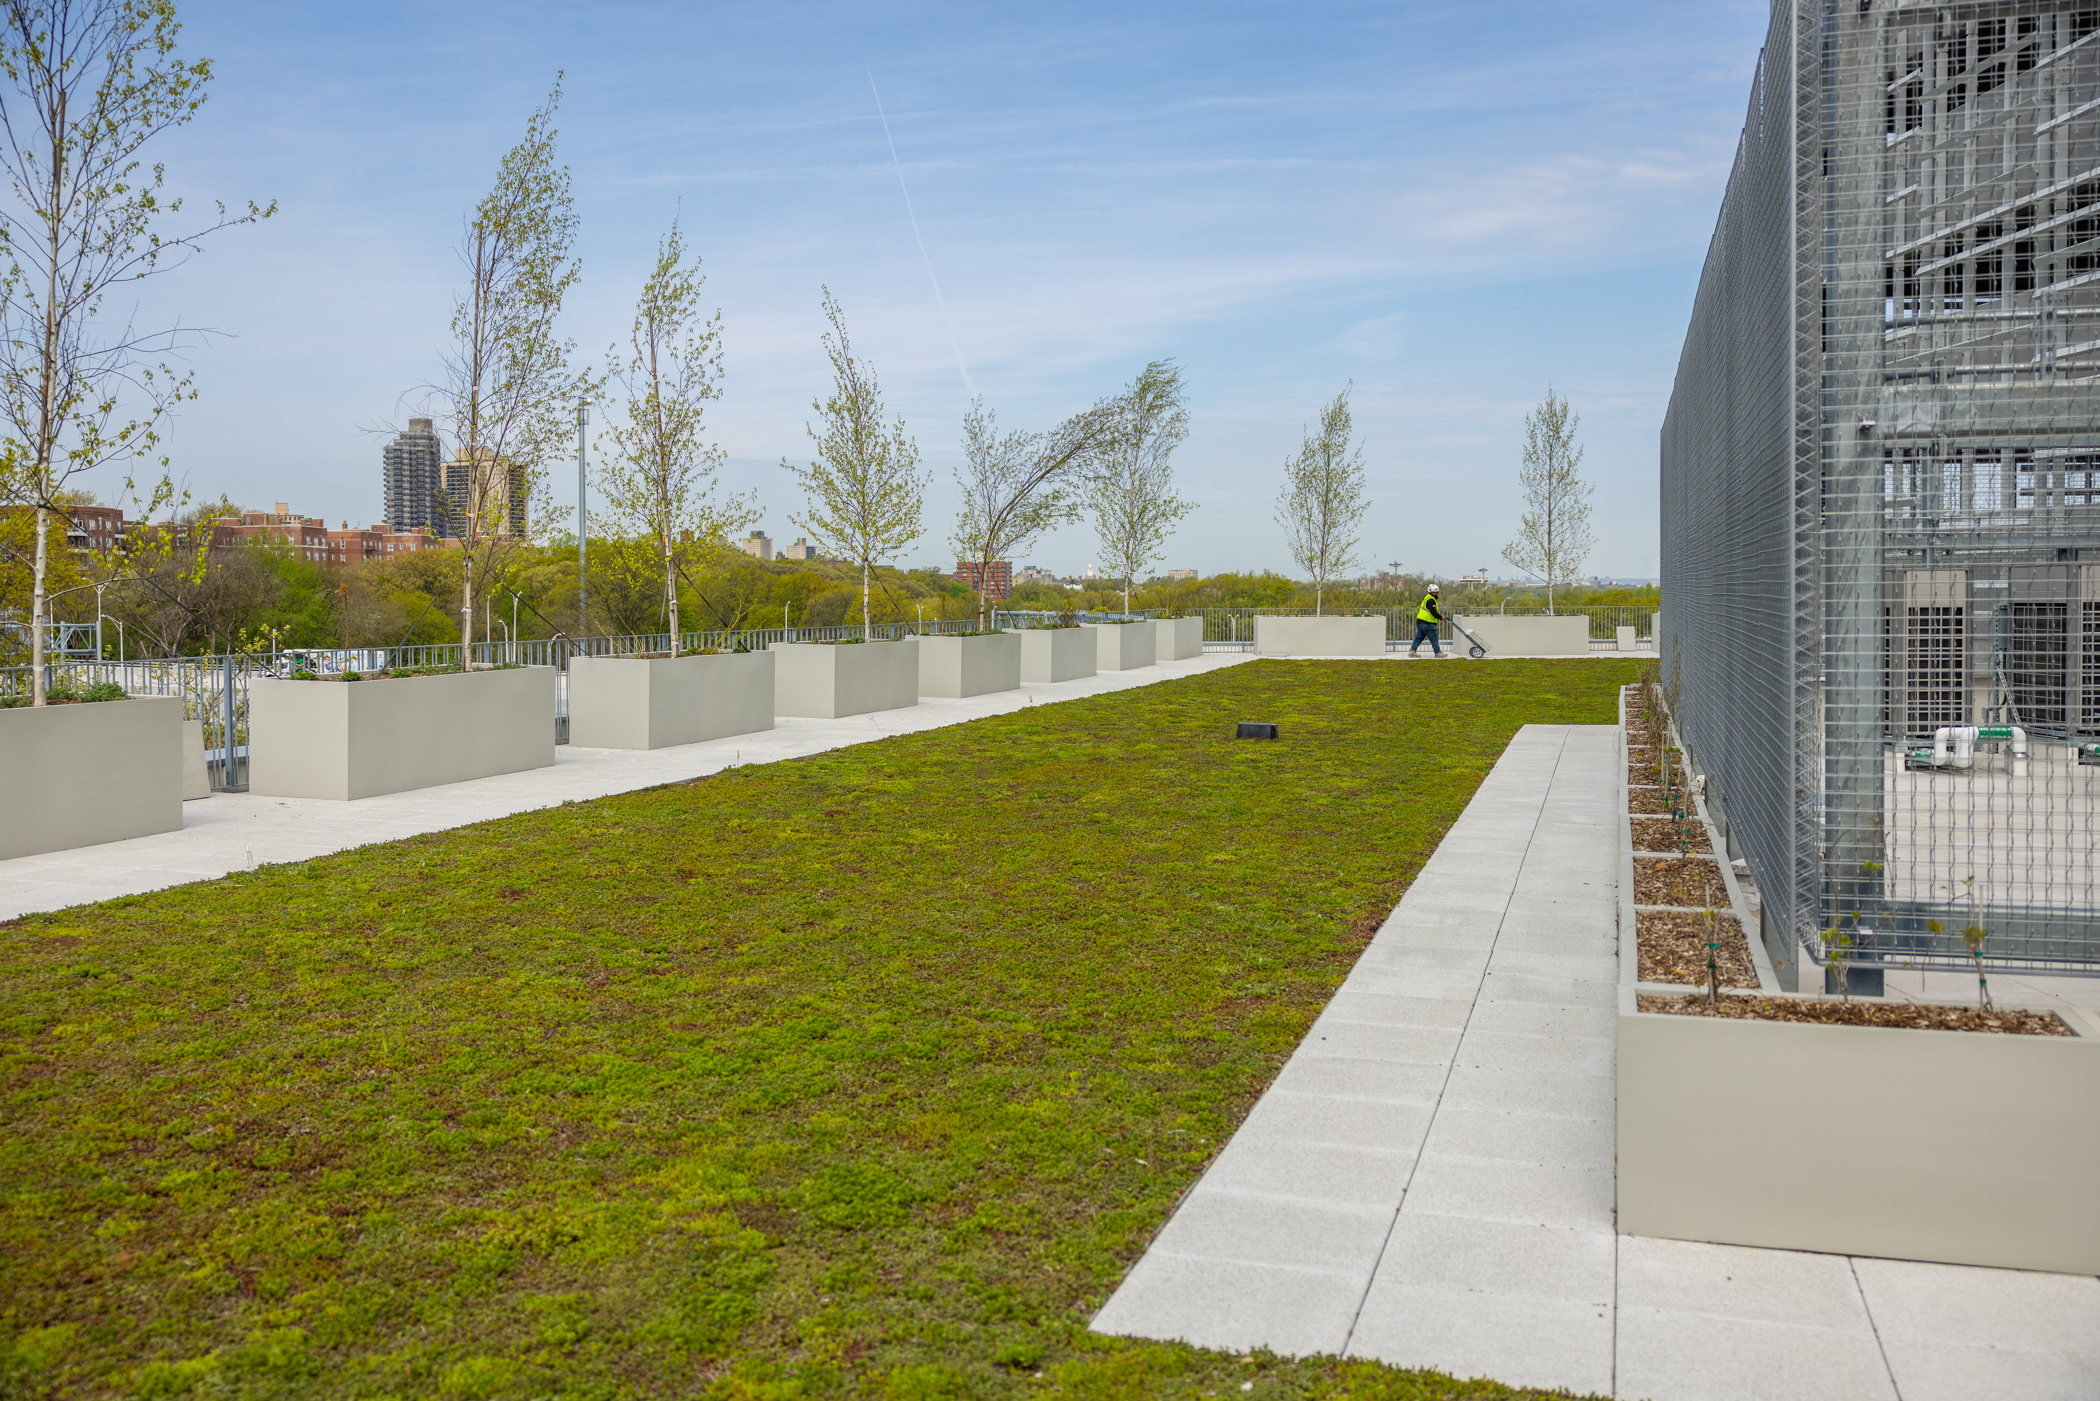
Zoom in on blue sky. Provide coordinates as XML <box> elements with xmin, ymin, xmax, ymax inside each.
<box><xmin>115</xmin><ymin>0</ymin><xmax>1769</xmax><ymax>579</ymax></box>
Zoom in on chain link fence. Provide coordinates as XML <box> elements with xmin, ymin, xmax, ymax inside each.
<box><xmin>1664</xmin><ymin>0</ymin><xmax>2100</xmax><ymax>979</ymax></box>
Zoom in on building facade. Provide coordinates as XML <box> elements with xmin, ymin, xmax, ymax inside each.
<box><xmin>382</xmin><ymin>418</ymin><xmax>445</xmax><ymax>535</ymax></box>
<box><xmin>208</xmin><ymin>504</ymin><xmax>446</xmax><ymax>562</ymax></box>
<box><xmin>954</xmin><ymin>559</ymin><xmax>1013</xmax><ymax>598</ymax></box>
<box><xmin>441</xmin><ymin>453</ymin><xmax>528</xmax><ymax>540</ymax></box>
<box><xmin>1661</xmin><ymin>1</ymin><xmax>2100</xmax><ymax>982</ymax></box>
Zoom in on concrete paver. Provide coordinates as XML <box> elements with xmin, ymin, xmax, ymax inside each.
<box><xmin>1092</xmin><ymin>723</ymin><xmax>2100</xmax><ymax>1398</ymax></box>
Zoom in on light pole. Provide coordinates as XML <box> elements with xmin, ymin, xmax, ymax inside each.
<box><xmin>576</xmin><ymin>402</ymin><xmax>589</xmax><ymax>639</ymax></box>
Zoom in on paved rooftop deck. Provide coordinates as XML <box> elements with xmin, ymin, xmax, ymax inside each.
<box><xmin>1093</xmin><ymin>724</ymin><xmax>2100</xmax><ymax>1400</ymax></box>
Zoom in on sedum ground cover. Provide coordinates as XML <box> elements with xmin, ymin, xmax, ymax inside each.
<box><xmin>1</xmin><ymin>659</ymin><xmax>1634</xmax><ymax>1401</ymax></box>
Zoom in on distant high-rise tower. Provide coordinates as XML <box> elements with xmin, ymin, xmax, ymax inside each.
<box><xmin>382</xmin><ymin>418</ymin><xmax>444</xmax><ymax>534</ymax></box>
<box><xmin>442</xmin><ymin>451</ymin><xmax>528</xmax><ymax>541</ymax></box>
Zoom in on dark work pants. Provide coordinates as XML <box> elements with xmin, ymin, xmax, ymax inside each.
<box><xmin>1410</xmin><ymin>620</ymin><xmax>1442</xmax><ymax>655</ymax></box>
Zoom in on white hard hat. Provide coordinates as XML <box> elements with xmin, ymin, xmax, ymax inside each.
<box><xmin>1427</xmin><ymin>583</ymin><xmax>1440</xmax><ymax>591</ymax></box>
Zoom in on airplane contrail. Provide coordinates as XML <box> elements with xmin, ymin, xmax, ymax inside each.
<box><xmin>867</xmin><ymin>69</ymin><xmax>975</xmax><ymax>397</ymax></box>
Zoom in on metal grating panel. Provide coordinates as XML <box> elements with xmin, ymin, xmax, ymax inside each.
<box><xmin>1666</xmin><ymin>0</ymin><xmax>2100</xmax><ymax>978</ymax></box>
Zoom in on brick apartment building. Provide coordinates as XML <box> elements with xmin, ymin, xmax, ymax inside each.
<box><xmin>209</xmin><ymin>505</ymin><xmax>446</xmax><ymax>563</ymax></box>
<box><xmin>954</xmin><ymin>559</ymin><xmax>1013</xmax><ymax>598</ymax></box>
<box><xmin>62</xmin><ymin>504</ymin><xmax>127</xmax><ymax>552</ymax></box>
<box><xmin>19</xmin><ymin>501</ymin><xmax>446</xmax><ymax>564</ymax></box>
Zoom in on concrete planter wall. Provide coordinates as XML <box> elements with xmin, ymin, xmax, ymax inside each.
<box><xmin>918</xmin><ymin>632</ymin><xmax>1021</xmax><ymax>698</ymax></box>
<box><xmin>567</xmin><ymin>651</ymin><xmax>775</xmax><ymax>750</ymax></box>
<box><xmin>1154</xmin><ymin>615</ymin><xmax>1204</xmax><ymax>661</ymax></box>
<box><xmin>770</xmin><ymin>639</ymin><xmax>919</xmax><ymax>718</ymax></box>
<box><xmin>1253</xmin><ymin>615</ymin><xmax>1386</xmax><ymax>657</ymax></box>
<box><xmin>1617</xmin><ymin>987</ymin><xmax>2100</xmax><ymax>1273</ymax></box>
<box><xmin>182</xmin><ymin>718</ymin><xmax>210</xmax><ymax>799</ymax></box>
<box><xmin>1455</xmin><ymin>614</ymin><xmax>1590</xmax><ymax>656</ymax></box>
<box><xmin>249</xmin><ymin>666</ymin><xmax>557</xmax><ymax>801</ymax></box>
<box><xmin>0</xmin><ymin>697</ymin><xmax>185</xmax><ymax>858</ymax></box>
<box><xmin>1088</xmin><ymin>622</ymin><xmax>1154</xmax><ymax>671</ymax></box>
<box><xmin>1019</xmin><ymin>627</ymin><xmax>1095</xmax><ymax>683</ymax></box>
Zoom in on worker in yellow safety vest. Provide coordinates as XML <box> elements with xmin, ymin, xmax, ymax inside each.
<box><xmin>1408</xmin><ymin>583</ymin><xmax>1449</xmax><ymax>657</ymax></box>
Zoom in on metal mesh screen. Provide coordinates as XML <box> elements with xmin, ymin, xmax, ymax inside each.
<box><xmin>1661</xmin><ymin>0</ymin><xmax>1817</xmax><ymax>983</ymax></box>
<box><xmin>1666</xmin><ymin>0</ymin><xmax>2100</xmax><ymax>980</ymax></box>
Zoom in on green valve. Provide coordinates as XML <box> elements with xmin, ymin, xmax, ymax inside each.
<box><xmin>1976</xmin><ymin>727</ymin><xmax>2017</xmax><ymax>741</ymax></box>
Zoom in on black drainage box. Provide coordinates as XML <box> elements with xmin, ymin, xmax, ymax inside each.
<box><xmin>1236</xmin><ymin>721</ymin><xmax>1280</xmax><ymax>740</ymax></box>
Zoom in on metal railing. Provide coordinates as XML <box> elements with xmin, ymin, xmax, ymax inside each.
<box><xmin>992</xmin><ymin>605</ymin><xmax>1656</xmax><ymax>651</ymax></box>
<box><xmin>0</xmin><ymin>618</ymin><xmax>1010</xmax><ymax>790</ymax></box>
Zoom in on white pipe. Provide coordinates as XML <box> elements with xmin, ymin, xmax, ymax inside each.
<box><xmin>1930</xmin><ymin>726</ymin><xmax>2027</xmax><ymax>774</ymax></box>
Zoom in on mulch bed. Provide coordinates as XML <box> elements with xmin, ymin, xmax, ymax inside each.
<box><xmin>1637</xmin><ymin>993</ymin><xmax>2072</xmax><ymax>1036</ymax></box>
<box><xmin>1627</xmin><ymin>750</ymin><xmax>1684</xmax><ymax>786</ymax></box>
<box><xmin>1634</xmin><ymin>857</ymin><xmax>1729</xmax><ymax>909</ymax></box>
<box><xmin>1632</xmin><ymin>816</ymin><xmax>1711</xmax><ymax>853</ymax></box>
<box><xmin>1637</xmin><ymin>910</ymin><xmax>1758</xmax><ymax>987</ymax></box>
<box><xmin>1626</xmin><ymin>785</ymin><xmax>1685</xmax><ymax>816</ymax></box>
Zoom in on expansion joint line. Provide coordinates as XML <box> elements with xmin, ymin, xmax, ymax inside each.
<box><xmin>1338</xmin><ymin>726</ymin><xmax>1574</xmax><ymax>1356</ymax></box>
<box><xmin>1850</xmin><ymin>1257</ymin><xmax>1903</xmax><ymax>1399</ymax></box>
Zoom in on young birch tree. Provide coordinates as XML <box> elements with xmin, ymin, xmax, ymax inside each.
<box><xmin>1501</xmin><ymin>388</ymin><xmax>1593</xmax><ymax>614</ymax></box>
<box><xmin>1275</xmin><ymin>384</ymin><xmax>1369</xmax><ymax>616</ymax></box>
<box><xmin>950</xmin><ymin>394</ymin><xmax>1114</xmax><ymax>629</ymax></box>
<box><xmin>782</xmin><ymin>289</ymin><xmax>926</xmax><ymax>636</ymax></box>
<box><xmin>435</xmin><ymin>78</ymin><xmax>590</xmax><ymax>661</ymax></box>
<box><xmin>0</xmin><ymin>0</ymin><xmax>270</xmax><ymax>704</ymax></box>
<box><xmin>1086</xmin><ymin>359</ymin><xmax>1194</xmax><ymax>615</ymax></box>
<box><xmin>593</xmin><ymin>219</ymin><xmax>754</xmax><ymax>655</ymax></box>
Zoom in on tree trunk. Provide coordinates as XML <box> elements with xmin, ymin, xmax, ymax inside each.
<box><xmin>664</xmin><ymin>532</ymin><xmax>680</xmax><ymax>657</ymax></box>
<box><xmin>1315</xmin><ymin>578</ymin><xmax>1323</xmax><ymax>617</ymax></box>
<box><xmin>861</xmin><ymin>559</ymin><xmax>871</xmax><ymax>637</ymax></box>
<box><xmin>29</xmin><ymin>502</ymin><xmax>48</xmax><ymax>705</ymax></box>
<box><xmin>461</xmin><ymin>549</ymin><xmax>475</xmax><ymax>667</ymax></box>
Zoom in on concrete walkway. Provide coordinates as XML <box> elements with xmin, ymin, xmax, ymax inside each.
<box><xmin>1093</xmin><ymin>724</ymin><xmax>2100</xmax><ymax>1400</ymax></box>
<box><xmin>0</xmin><ymin>651</ymin><xmax>1248</xmax><ymax>921</ymax></box>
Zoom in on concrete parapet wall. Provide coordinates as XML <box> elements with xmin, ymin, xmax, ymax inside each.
<box><xmin>1253</xmin><ymin>615</ymin><xmax>1386</xmax><ymax>657</ymax></box>
<box><xmin>1457</xmin><ymin>614</ymin><xmax>1590</xmax><ymax>656</ymax></box>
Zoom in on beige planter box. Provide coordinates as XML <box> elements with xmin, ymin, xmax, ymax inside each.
<box><xmin>769</xmin><ymin>640</ymin><xmax>919</xmax><ymax>718</ymax></box>
<box><xmin>0</xmin><ymin>697</ymin><xmax>185</xmax><ymax>858</ymax></box>
<box><xmin>182</xmin><ymin>718</ymin><xmax>210</xmax><ymax>799</ymax></box>
<box><xmin>918</xmin><ymin>632</ymin><xmax>1021</xmax><ymax>698</ymax></box>
<box><xmin>1454</xmin><ymin>614</ymin><xmax>1590</xmax><ymax>656</ymax></box>
<box><xmin>567</xmin><ymin>651</ymin><xmax>775</xmax><ymax>750</ymax></box>
<box><xmin>1253</xmin><ymin>615</ymin><xmax>1386</xmax><ymax>657</ymax></box>
<box><xmin>1618</xmin><ymin>987</ymin><xmax>2100</xmax><ymax>1273</ymax></box>
<box><xmin>1088</xmin><ymin>622</ymin><xmax>1154</xmax><ymax>671</ymax></box>
<box><xmin>249</xmin><ymin>667</ymin><xmax>557</xmax><ymax>801</ymax></box>
<box><xmin>1154</xmin><ymin>615</ymin><xmax>1204</xmax><ymax>661</ymax></box>
<box><xmin>1019</xmin><ymin>627</ymin><xmax>1095</xmax><ymax>683</ymax></box>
